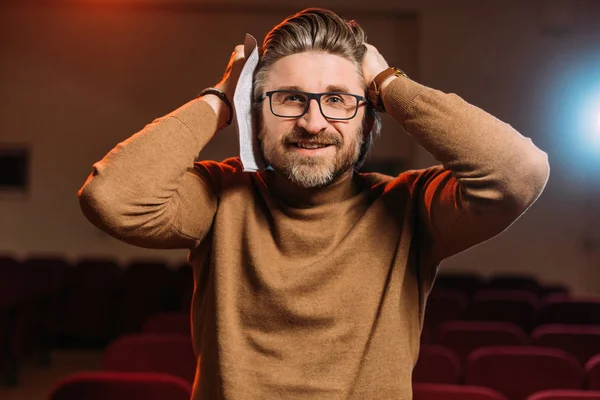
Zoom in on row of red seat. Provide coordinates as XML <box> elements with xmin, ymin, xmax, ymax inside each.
<box><xmin>415</xmin><ymin>344</ymin><xmax>600</xmax><ymax>399</ymax></box>
<box><xmin>414</xmin><ymin>384</ymin><xmax>600</xmax><ymax>400</ymax></box>
<box><xmin>0</xmin><ymin>255</ymin><xmax>192</xmax><ymax>386</ymax></box>
<box><xmin>434</xmin><ymin>272</ymin><xmax>567</xmax><ymax>298</ymax></box>
<box><xmin>47</xmin><ymin>319</ymin><xmax>600</xmax><ymax>400</ymax></box>
<box><xmin>49</xmin><ymin>372</ymin><xmax>193</xmax><ymax>400</ymax></box>
<box><xmin>49</xmin><ymin>377</ymin><xmax>600</xmax><ymax>400</ymax></box>
<box><xmin>423</xmin><ymin>321</ymin><xmax>600</xmax><ymax>366</ymax></box>
<box><xmin>424</xmin><ymin>288</ymin><xmax>600</xmax><ymax>333</ymax></box>
<box><xmin>48</xmin><ymin>330</ymin><xmax>196</xmax><ymax>399</ymax></box>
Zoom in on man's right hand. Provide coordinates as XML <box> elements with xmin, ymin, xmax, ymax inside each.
<box><xmin>202</xmin><ymin>44</ymin><xmax>247</xmax><ymax>130</ymax></box>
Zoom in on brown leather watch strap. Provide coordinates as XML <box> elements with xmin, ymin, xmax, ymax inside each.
<box><xmin>367</xmin><ymin>67</ymin><xmax>408</xmax><ymax>113</ymax></box>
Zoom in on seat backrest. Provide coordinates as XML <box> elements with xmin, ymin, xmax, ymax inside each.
<box><xmin>0</xmin><ymin>255</ymin><xmax>25</xmax><ymax>308</ymax></box>
<box><xmin>413</xmin><ymin>383</ymin><xmax>509</xmax><ymax>400</ymax></box>
<box><xmin>465</xmin><ymin>290</ymin><xmax>540</xmax><ymax>332</ymax></box>
<box><xmin>535</xmin><ymin>298</ymin><xmax>600</xmax><ymax>327</ymax></box>
<box><xmin>142</xmin><ymin>312</ymin><xmax>190</xmax><ymax>335</ymax></box>
<box><xmin>585</xmin><ymin>354</ymin><xmax>600</xmax><ymax>390</ymax></box>
<box><xmin>119</xmin><ymin>261</ymin><xmax>173</xmax><ymax>333</ymax></box>
<box><xmin>423</xmin><ymin>290</ymin><xmax>468</xmax><ymax>332</ymax></box>
<box><xmin>413</xmin><ymin>344</ymin><xmax>461</xmax><ymax>384</ymax></box>
<box><xmin>104</xmin><ymin>333</ymin><xmax>196</xmax><ymax>383</ymax></box>
<box><xmin>486</xmin><ymin>275</ymin><xmax>541</xmax><ymax>297</ymax></box>
<box><xmin>23</xmin><ymin>256</ymin><xmax>70</xmax><ymax>296</ymax></box>
<box><xmin>532</xmin><ymin>324</ymin><xmax>600</xmax><ymax>365</ymax></box>
<box><xmin>466</xmin><ymin>346</ymin><xmax>584</xmax><ymax>400</ymax></box>
<box><xmin>526</xmin><ymin>389</ymin><xmax>600</xmax><ymax>400</ymax></box>
<box><xmin>438</xmin><ymin>321</ymin><xmax>528</xmax><ymax>363</ymax></box>
<box><xmin>49</xmin><ymin>371</ymin><xmax>192</xmax><ymax>400</ymax></box>
<box><xmin>433</xmin><ymin>273</ymin><xmax>483</xmax><ymax>298</ymax></box>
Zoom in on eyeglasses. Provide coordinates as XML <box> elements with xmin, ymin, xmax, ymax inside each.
<box><xmin>260</xmin><ymin>90</ymin><xmax>366</xmax><ymax>120</ymax></box>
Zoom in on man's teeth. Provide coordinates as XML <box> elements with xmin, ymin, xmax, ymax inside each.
<box><xmin>295</xmin><ymin>143</ymin><xmax>329</xmax><ymax>149</ymax></box>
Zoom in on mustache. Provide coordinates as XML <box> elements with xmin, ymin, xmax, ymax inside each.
<box><xmin>281</xmin><ymin>128</ymin><xmax>342</xmax><ymax>147</ymax></box>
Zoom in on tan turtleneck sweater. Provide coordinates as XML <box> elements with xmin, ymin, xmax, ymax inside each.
<box><xmin>78</xmin><ymin>76</ymin><xmax>549</xmax><ymax>399</ymax></box>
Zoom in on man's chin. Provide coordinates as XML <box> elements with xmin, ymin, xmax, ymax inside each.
<box><xmin>270</xmin><ymin>160</ymin><xmax>336</xmax><ymax>188</ymax></box>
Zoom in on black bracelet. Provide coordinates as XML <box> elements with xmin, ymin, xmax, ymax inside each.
<box><xmin>198</xmin><ymin>87</ymin><xmax>233</xmax><ymax>127</ymax></box>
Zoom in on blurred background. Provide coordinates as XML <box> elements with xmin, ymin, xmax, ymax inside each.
<box><xmin>1</xmin><ymin>0</ymin><xmax>600</xmax><ymax>399</ymax></box>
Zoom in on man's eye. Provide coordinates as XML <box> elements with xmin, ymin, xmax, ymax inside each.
<box><xmin>325</xmin><ymin>95</ymin><xmax>344</xmax><ymax>104</ymax></box>
<box><xmin>284</xmin><ymin>95</ymin><xmax>304</xmax><ymax>102</ymax></box>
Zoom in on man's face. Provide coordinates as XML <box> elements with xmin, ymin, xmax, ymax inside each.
<box><xmin>258</xmin><ymin>52</ymin><xmax>366</xmax><ymax>188</ymax></box>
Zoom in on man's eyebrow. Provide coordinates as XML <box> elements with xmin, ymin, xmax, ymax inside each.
<box><xmin>326</xmin><ymin>84</ymin><xmax>351</xmax><ymax>93</ymax></box>
<box><xmin>275</xmin><ymin>85</ymin><xmax>303</xmax><ymax>92</ymax></box>
<box><xmin>274</xmin><ymin>84</ymin><xmax>355</xmax><ymax>93</ymax></box>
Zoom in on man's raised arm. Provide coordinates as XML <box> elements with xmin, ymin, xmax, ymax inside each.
<box><xmin>364</xmin><ymin>44</ymin><xmax>549</xmax><ymax>262</ymax></box>
<box><xmin>78</xmin><ymin>45</ymin><xmax>247</xmax><ymax>249</ymax></box>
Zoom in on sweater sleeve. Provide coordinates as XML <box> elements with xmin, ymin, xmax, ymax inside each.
<box><xmin>77</xmin><ymin>98</ymin><xmax>220</xmax><ymax>249</ymax></box>
<box><xmin>383</xmin><ymin>77</ymin><xmax>550</xmax><ymax>263</ymax></box>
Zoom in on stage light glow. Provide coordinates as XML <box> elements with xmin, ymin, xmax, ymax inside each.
<box><xmin>541</xmin><ymin>50</ymin><xmax>600</xmax><ymax>184</ymax></box>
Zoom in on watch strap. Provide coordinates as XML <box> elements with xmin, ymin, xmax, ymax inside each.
<box><xmin>198</xmin><ymin>87</ymin><xmax>233</xmax><ymax>127</ymax></box>
<box><xmin>367</xmin><ymin>67</ymin><xmax>408</xmax><ymax>113</ymax></box>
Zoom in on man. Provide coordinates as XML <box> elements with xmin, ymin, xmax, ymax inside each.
<box><xmin>78</xmin><ymin>7</ymin><xmax>549</xmax><ymax>400</ymax></box>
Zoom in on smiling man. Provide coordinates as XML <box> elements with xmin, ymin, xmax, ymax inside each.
<box><xmin>78</xmin><ymin>8</ymin><xmax>549</xmax><ymax>400</ymax></box>
<box><xmin>256</xmin><ymin>52</ymin><xmax>368</xmax><ymax>189</ymax></box>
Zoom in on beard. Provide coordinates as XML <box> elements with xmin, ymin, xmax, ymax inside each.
<box><xmin>259</xmin><ymin>124</ymin><xmax>364</xmax><ymax>188</ymax></box>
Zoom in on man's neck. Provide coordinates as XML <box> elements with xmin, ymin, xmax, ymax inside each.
<box><xmin>263</xmin><ymin>169</ymin><xmax>358</xmax><ymax>208</ymax></box>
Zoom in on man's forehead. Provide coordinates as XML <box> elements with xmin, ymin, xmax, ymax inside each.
<box><xmin>264</xmin><ymin>52</ymin><xmax>365</xmax><ymax>92</ymax></box>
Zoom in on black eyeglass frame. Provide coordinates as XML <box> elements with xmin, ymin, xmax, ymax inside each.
<box><xmin>260</xmin><ymin>90</ymin><xmax>366</xmax><ymax>121</ymax></box>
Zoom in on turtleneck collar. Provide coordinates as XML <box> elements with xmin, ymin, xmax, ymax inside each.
<box><xmin>259</xmin><ymin>168</ymin><xmax>359</xmax><ymax>209</ymax></box>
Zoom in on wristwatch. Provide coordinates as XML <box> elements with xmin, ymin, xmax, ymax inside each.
<box><xmin>367</xmin><ymin>67</ymin><xmax>408</xmax><ymax>113</ymax></box>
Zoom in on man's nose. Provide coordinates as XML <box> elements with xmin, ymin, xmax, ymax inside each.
<box><xmin>296</xmin><ymin>99</ymin><xmax>329</xmax><ymax>134</ymax></box>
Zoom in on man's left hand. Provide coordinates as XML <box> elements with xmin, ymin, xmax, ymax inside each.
<box><xmin>362</xmin><ymin>43</ymin><xmax>390</xmax><ymax>88</ymax></box>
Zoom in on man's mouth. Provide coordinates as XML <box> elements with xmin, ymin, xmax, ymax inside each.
<box><xmin>293</xmin><ymin>142</ymin><xmax>332</xmax><ymax>149</ymax></box>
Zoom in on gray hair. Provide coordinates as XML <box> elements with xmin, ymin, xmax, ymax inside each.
<box><xmin>252</xmin><ymin>8</ymin><xmax>381</xmax><ymax>169</ymax></box>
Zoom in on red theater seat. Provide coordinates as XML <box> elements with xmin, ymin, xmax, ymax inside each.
<box><xmin>437</xmin><ymin>321</ymin><xmax>528</xmax><ymax>363</ymax></box>
<box><xmin>61</xmin><ymin>258</ymin><xmax>122</xmax><ymax>346</ymax></box>
<box><xmin>142</xmin><ymin>312</ymin><xmax>190</xmax><ymax>336</ymax></box>
<box><xmin>413</xmin><ymin>345</ymin><xmax>461</xmax><ymax>384</ymax></box>
<box><xmin>536</xmin><ymin>298</ymin><xmax>600</xmax><ymax>327</ymax></box>
<box><xmin>118</xmin><ymin>260</ymin><xmax>172</xmax><ymax>334</ymax></box>
<box><xmin>433</xmin><ymin>273</ymin><xmax>484</xmax><ymax>298</ymax></box>
<box><xmin>104</xmin><ymin>333</ymin><xmax>196</xmax><ymax>383</ymax></box>
<box><xmin>48</xmin><ymin>371</ymin><xmax>192</xmax><ymax>400</ymax></box>
<box><xmin>532</xmin><ymin>324</ymin><xmax>600</xmax><ymax>365</ymax></box>
<box><xmin>466</xmin><ymin>346</ymin><xmax>584</xmax><ymax>400</ymax></box>
<box><xmin>423</xmin><ymin>290</ymin><xmax>468</xmax><ymax>333</ymax></box>
<box><xmin>464</xmin><ymin>290</ymin><xmax>540</xmax><ymax>332</ymax></box>
<box><xmin>526</xmin><ymin>389</ymin><xmax>600</xmax><ymax>400</ymax></box>
<box><xmin>585</xmin><ymin>354</ymin><xmax>600</xmax><ymax>390</ymax></box>
<box><xmin>413</xmin><ymin>383</ymin><xmax>509</xmax><ymax>400</ymax></box>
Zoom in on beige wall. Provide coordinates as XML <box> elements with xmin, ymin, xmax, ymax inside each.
<box><xmin>1</xmin><ymin>0</ymin><xmax>599</xmax><ymax>293</ymax></box>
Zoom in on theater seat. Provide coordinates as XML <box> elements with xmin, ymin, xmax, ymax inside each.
<box><xmin>586</xmin><ymin>354</ymin><xmax>600</xmax><ymax>390</ymax></box>
<box><xmin>104</xmin><ymin>333</ymin><xmax>196</xmax><ymax>383</ymax></box>
<box><xmin>526</xmin><ymin>389</ymin><xmax>600</xmax><ymax>399</ymax></box>
<box><xmin>413</xmin><ymin>345</ymin><xmax>461</xmax><ymax>384</ymax></box>
<box><xmin>464</xmin><ymin>290</ymin><xmax>540</xmax><ymax>333</ymax></box>
<box><xmin>466</xmin><ymin>346</ymin><xmax>584</xmax><ymax>400</ymax></box>
<box><xmin>413</xmin><ymin>383</ymin><xmax>509</xmax><ymax>400</ymax></box>
<box><xmin>48</xmin><ymin>371</ymin><xmax>192</xmax><ymax>400</ymax></box>
<box><xmin>532</xmin><ymin>324</ymin><xmax>600</xmax><ymax>365</ymax></box>
<box><xmin>142</xmin><ymin>312</ymin><xmax>190</xmax><ymax>336</ymax></box>
<box><xmin>437</xmin><ymin>321</ymin><xmax>528</xmax><ymax>363</ymax></box>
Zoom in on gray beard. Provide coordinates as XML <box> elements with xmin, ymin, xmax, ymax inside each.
<box><xmin>260</xmin><ymin>126</ymin><xmax>363</xmax><ymax>189</ymax></box>
<box><xmin>285</xmin><ymin>156</ymin><xmax>337</xmax><ymax>188</ymax></box>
